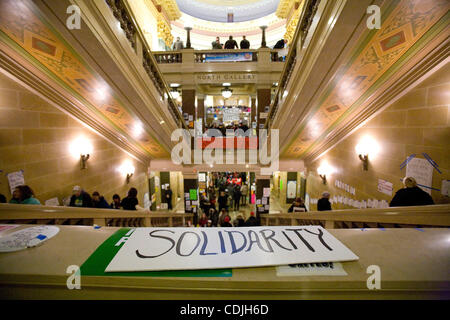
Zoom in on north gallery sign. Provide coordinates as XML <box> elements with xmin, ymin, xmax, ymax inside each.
<box><xmin>196</xmin><ymin>73</ymin><xmax>256</xmax><ymax>83</ymax></box>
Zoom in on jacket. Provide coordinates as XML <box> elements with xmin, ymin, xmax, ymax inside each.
<box><xmin>93</xmin><ymin>196</ymin><xmax>111</xmax><ymax>209</ymax></box>
<box><xmin>70</xmin><ymin>191</ymin><xmax>93</xmax><ymax>207</ymax></box>
<box><xmin>317</xmin><ymin>198</ymin><xmax>332</xmax><ymax>211</ymax></box>
<box><xmin>240</xmin><ymin>39</ymin><xmax>250</xmax><ymax>49</ymax></box>
<box><xmin>224</xmin><ymin>40</ymin><xmax>238</xmax><ymax>49</ymax></box>
<box><xmin>389</xmin><ymin>187</ymin><xmax>434</xmax><ymax>207</ymax></box>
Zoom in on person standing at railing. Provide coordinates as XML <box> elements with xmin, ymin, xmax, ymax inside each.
<box><xmin>92</xmin><ymin>191</ymin><xmax>111</xmax><ymax>209</ymax></box>
<box><xmin>288</xmin><ymin>197</ymin><xmax>307</xmax><ymax>212</ymax></box>
<box><xmin>317</xmin><ymin>191</ymin><xmax>332</xmax><ymax>211</ymax></box>
<box><xmin>110</xmin><ymin>194</ymin><xmax>121</xmax><ymax>209</ymax></box>
<box><xmin>0</xmin><ymin>194</ymin><xmax>6</xmax><ymax>203</ymax></box>
<box><xmin>172</xmin><ymin>37</ymin><xmax>184</xmax><ymax>51</ymax></box>
<box><xmin>69</xmin><ymin>186</ymin><xmax>92</xmax><ymax>208</ymax></box>
<box><xmin>212</xmin><ymin>37</ymin><xmax>223</xmax><ymax>49</ymax></box>
<box><xmin>240</xmin><ymin>35</ymin><xmax>250</xmax><ymax>49</ymax></box>
<box><xmin>224</xmin><ymin>36</ymin><xmax>238</xmax><ymax>49</ymax></box>
<box><xmin>389</xmin><ymin>177</ymin><xmax>434</xmax><ymax>207</ymax></box>
<box><xmin>9</xmin><ymin>185</ymin><xmax>41</xmax><ymax>205</ymax></box>
<box><xmin>274</xmin><ymin>39</ymin><xmax>287</xmax><ymax>49</ymax></box>
<box><xmin>121</xmin><ymin>187</ymin><xmax>139</xmax><ymax>210</ymax></box>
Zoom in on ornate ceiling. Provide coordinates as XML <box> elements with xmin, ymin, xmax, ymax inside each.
<box><xmin>175</xmin><ymin>0</ymin><xmax>280</xmax><ymax>23</ymax></box>
<box><xmin>281</xmin><ymin>0</ymin><xmax>450</xmax><ymax>159</ymax></box>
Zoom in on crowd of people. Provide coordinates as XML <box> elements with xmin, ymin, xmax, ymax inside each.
<box><xmin>204</xmin><ymin>120</ymin><xmax>250</xmax><ymax>137</ymax></box>
<box><xmin>0</xmin><ymin>176</ymin><xmax>436</xmax><ymax>218</ymax></box>
<box><xmin>195</xmin><ymin>172</ymin><xmax>258</xmax><ymax>228</ymax></box>
<box><xmin>171</xmin><ymin>35</ymin><xmax>288</xmax><ymax>51</ymax></box>
<box><xmin>0</xmin><ymin>185</ymin><xmax>142</xmax><ymax>211</ymax></box>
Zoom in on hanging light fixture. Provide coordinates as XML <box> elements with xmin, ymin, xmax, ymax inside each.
<box><xmin>221</xmin><ymin>85</ymin><xmax>232</xmax><ymax>99</ymax></box>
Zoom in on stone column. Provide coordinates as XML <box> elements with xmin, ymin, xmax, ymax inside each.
<box><xmin>183</xmin><ymin>172</ymin><xmax>199</xmax><ymax>225</ymax></box>
<box><xmin>182</xmin><ymin>88</ymin><xmax>196</xmax><ymax>129</ymax></box>
<box><xmin>196</xmin><ymin>93</ymin><xmax>205</xmax><ymax>133</ymax></box>
<box><xmin>256</xmin><ymin>86</ymin><xmax>271</xmax><ymax>130</ymax></box>
<box><xmin>255</xmin><ymin>174</ymin><xmax>270</xmax><ymax>222</ymax></box>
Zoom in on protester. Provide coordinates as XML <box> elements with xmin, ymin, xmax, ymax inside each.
<box><xmin>172</xmin><ymin>37</ymin><xmax>184</xmax><ymax>51</ymax></box>
<box><xmin>9</xmin><ymin>185</ymin><xmax>41</xmax><ymax>205</ymax></box>
<box><xmin>233</xmin><ymin>184</ymin><xmax>241</xmax><ymax>211</ymax></box>
<box><xmin>233</xmin><ymin>215</ymin><xmax>246</xmax><ymax>227</ymax></box>
<box><xmin>110</xmin><ymin>194</ymin><xmax>121</xmax><ymax>209</ymax></box>
<box><xmin>0</xmin><ymin>193</ymin><xmax>6</xmax><ymax>203</ymax></box>
<box><xmin>317</xmin><ymin>191</ymin><xmax>332</xmax><ymax>211</ymax></box>
<box><xmin>218</xmin><ymin>208</ymin><xmax>228</xmax><ymax>226</ymax></box>
<box><xmin>224</xmin><ymin>36</ymin><xmax>238</xmax><ymax>49</ymax></box>
<box><xmin>9</xmin><ymin>187</ymin><xmax>21</xmax><ymax>204</ymax></box>
<box><xmin>165</xmin><ymin>186</ymin><xmax>173</xmax><ymax>210</ymax></box>
<box><xmin>212</xmin><ymin>37</ymin><xmax>223</xmax><ymax>49</ymax></box>
<box><xmin>199</xmin><ymin>213</ymin><xmax>209</xmax><ymax>227</ymax></box>
<box><xmin>240</xmin><ymin>183</ymin><xmax>248</xmax><ymax>205</ymax></box>
<box><xmin>288</xmin><ymin>197</ymin><xmax>307</xmax><ymax>212</ymax></box>
<box><xmin>209</xmin><ymin>208</ymin><xmax>219</xmax><ymax>227</ymax></box>
<box><xmin>218</xmin><ymin>191</ymin><xmax>228</xmax><ymax>212</ymax></box>
<box><xmin>240</xmin><ymin>35</ymin><xmax>250</xmax><ymax>49</ymax></box>
<box><xmin>390</xmin><ymin>177</ymin><xmax>434</xmax><ymax>207</ymax></box>
<box><xmin>244</xmin><ymin>212</ymin><xmax>258</xmax><ymax>226</ymax></box>
<box><xmin>92</xmin><ymin>191</ymin><xmax>111</xmax><ymax>209</ymax></box>
<box><xmin>274</xmin><ymin>38</ymin><xmax>287</xmax><ymax>49</ymax></box>
<box><xmin>69</xmin><ymin>186</ymin><xmax>93</xmax><ymax>207</ymax></box>
<box><xmin>121</xmin><ymin>187</ymin><xmax>139</xmax><ymax>210</ymax></box>
<box><xmin>221</xmin><ymin>215</ymin><xmax>233</xmax><ymax>227</ymax></box>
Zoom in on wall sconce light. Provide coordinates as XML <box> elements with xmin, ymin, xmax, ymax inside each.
<box><xmin>317</xmin><ymin>162</ymin><xmax>334</xmax><ymax>185</ymax></box>
<box><xmin>355</xmin><ymin>136</ymin><xmax>379</xmax><ymax>171</ymax></box>
<box><xmin>69</xmin><ymin>137</ymin><xmax>93</xmax><ymax>170</ymax></box>
<box><xmin>80</xmin><ymin>154</ymin><xmax>90</xmax><ymax>170</ymax></box>
<box><xmin>119</xmin><ymin>161</ymin><xmax>135</xmax><ymax>184</ymax></box>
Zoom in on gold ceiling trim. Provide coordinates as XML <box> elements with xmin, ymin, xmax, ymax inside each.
<box><xmin>154</xmin><ymin>0</ymin><xmax>182</xmax><ymax>21</ymax></box>
<box><xmin>276</xmin><ymin>0</ymin><xmax>297</xmax><ymax>19</ymax></box>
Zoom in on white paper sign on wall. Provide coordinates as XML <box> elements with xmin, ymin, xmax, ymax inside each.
<box><xmin>406</xmin><ymin>157</ymin><xmax>433</xmax><ymax>194</ymax></box>
<box><xmin>105</xmin><ymin>226</ymin><xmax>359</xmax><ymax>272</ymax></box>
<box><xmin>377</xmin><ymin>179</ymin><xmax>393</xmax><ymax>196</ymax></box>
<box><xmin>6</xmin><ymin>170</ymin><xmax>25</xmax><ymax>194</ymax></box>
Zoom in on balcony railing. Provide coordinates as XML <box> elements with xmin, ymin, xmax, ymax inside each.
<box><xmin>260</xmin><ymin>204</ymin><xmax>450</xmax><ymax>229</ymax></box>
<box><xmin>264</xmin><ymin>0</ymin><xmax>321</xmax><ymax>129</ymax></box>
<box><xmin>104</xmin><ymin>0</ymin><xmax>186</xmax><ymax>129</ymax></box>
<box><xmin>153</xmin><ymin>49</ymin><xmax>285</xmax><ymax>64</ymax></box>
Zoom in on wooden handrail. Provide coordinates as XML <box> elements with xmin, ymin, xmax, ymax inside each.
<box><xmin>0</xmin><ymin>204</ymin><xmax>193</xmax><ymax>227</ymax></box>
<box><xmin>259</xmin><ymin>204</ymin><xmax>450</xmax><ymax>228</ymax></box>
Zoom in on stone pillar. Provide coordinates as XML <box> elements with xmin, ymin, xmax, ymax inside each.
<box><xmin>183</xmin><ymin>172</ymin><xmax>199</xmax><ymax>225</ymax></box>
<box><xmin>250</xmin><ymin>94</ymin><xmax>257</xmax><ymax>133</ymax></box>
<box><xmin>197</xmin><ymin>93</ymin><xmax>205</xmax><ymax>132</ymax></box>
<box><xmin>257</xmin><ymin>86</ymin><xmax>271</xmax><ymax>130</ymax></box>
<box><xmin>255</xmin><ymin>174</ymin><xmax>270</xmax><ymax>222</ymax></box>
<box><xmin>182</xmin><ymin>89</ymin><xmax>196</xmax><ymax>129</ymax></box>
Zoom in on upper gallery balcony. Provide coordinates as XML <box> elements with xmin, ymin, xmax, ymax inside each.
<box><xmin>152</xmin><ymin>48</ymin><xmax>285</xmax><ymax>78</ymax></box>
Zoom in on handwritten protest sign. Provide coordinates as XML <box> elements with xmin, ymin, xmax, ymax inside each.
<box><xmin>105</xmin><ymin>226</ymin><xmax>358</xmax><ymax>272</ymax></box>
<box><xmin>6</xmin><ymin>170</ymin><xmax>25</xmax><ymax>194</ymax></box>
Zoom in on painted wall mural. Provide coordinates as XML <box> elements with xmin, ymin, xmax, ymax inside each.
<box><xmin>0</xmin><ymin>0</ymin><xmax>169</xmax><ymax>158</ymax></box>
<box><xmin>283</xmin><ymin>0</ymin><xmax>449</xmax><ymax>158</ymax></box>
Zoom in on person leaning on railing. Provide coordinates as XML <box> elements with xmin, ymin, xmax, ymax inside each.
<box><xmin>390</xmin><ymin>177</ymin><xmax>435</xmax><ymax>207</ymax></box>
<box><xmin>317</xmin><ymin>191</ymin><xmax>332</xmax><ymax>211</ymax></box>
<box><xmin>9</xmin><ymin>185</ymin><xmax>41</xmax><ymax>205</ymax></box>
<box><xmin>212</xmin><ymin>37</ymin><xmax>223</xmax><ymax>49</ymax></box>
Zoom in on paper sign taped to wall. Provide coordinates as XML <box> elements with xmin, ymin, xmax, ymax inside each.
<box><xmin>104</xmin><ymin>226</ymin><xmax>359</xmax><ymax>272</ymax></box>
<box><xmin>7</xmin><ymin>170</ymin><xmax>25</xmax><ymax>194</ymax></box>
<box><xmin>406</xmin><ymin>157</ymin><xmax>433</xmax><ymax>194</ymax></box>
<box><xmin>44</xmin><ymin>197</ymin><xmax>59</xmax><ymax>206</ymax></box>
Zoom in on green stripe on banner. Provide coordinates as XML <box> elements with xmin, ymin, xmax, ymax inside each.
<box><xmin>80</xmin><ymin>228</ymin><xmax>232</xmax><ymax>277</ymax></box>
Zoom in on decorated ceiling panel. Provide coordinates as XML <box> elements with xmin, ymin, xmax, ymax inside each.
<box><xmin>0</xmin><ymin>0</ymin><xmax>170</xmax><ymax>159</ymax></box>
<box><xmin>175</xmin><ymin>0</ymin><xmax>280</xmax><ymax>22</ymax></box>
<box><xmin>283</xmin><ymin>0</ymin><xmax>450</xmax><ymax>158</ymax></box>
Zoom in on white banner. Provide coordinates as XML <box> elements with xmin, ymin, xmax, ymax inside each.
<box><xmin>105</xmin><ymin>226</ymin><xmax>358</xmax><ymax>272</ymax></box>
